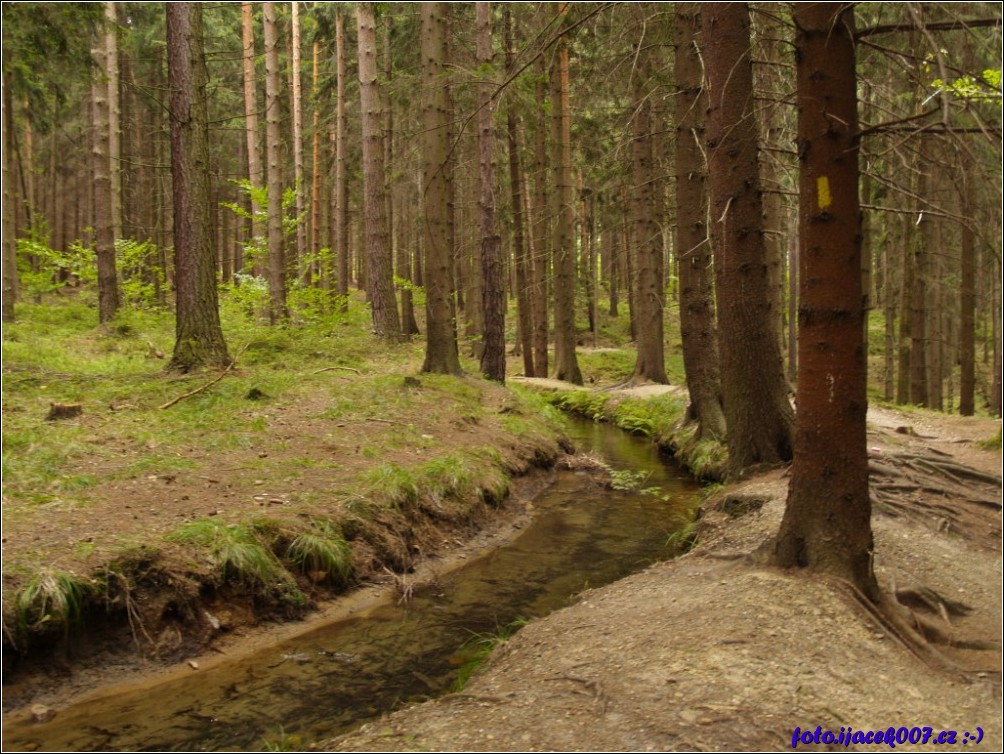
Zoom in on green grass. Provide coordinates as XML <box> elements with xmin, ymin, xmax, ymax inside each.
<box><xmin>15</xmin><ymin>567</ymin><xmax>97</xmax><ymax>640</ymax></box>
<box><xmin>3</xmin><ymin>294</ymin><xmax>568</xmax><ymax>651</ymax></box>
<box><xmin>285</xmin><ymin>519</ymin><xmax>353</xmax><ymax>584</ymax></box>
<box><xmin>453</xmin><ymin>618</ymin><xmax>530</xmax><ymax>691</ymax></box>
<box><xmin>167</xmin><ymin>518</ymin><xmax>287</xmax><ymax>587</ymax></box>
<box><xmin>978</xmin><ymin>428</ymin><xmax>1002</xmax><ymax>451</ymax></box>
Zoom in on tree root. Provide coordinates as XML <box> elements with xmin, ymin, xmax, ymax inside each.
<box><xmin>830</xmin><ymin>578</ymin><xmax>971</xmax><ymax>680</ymax></box>
<box><xmin>868</xmin><ymin>447</ymin><xmax>1002</xmax><ymax>549</ymax></box>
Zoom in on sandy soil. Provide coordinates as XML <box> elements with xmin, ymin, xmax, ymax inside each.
<box><xmin>326</xmin><ymin>405</ymin><xmax>1002</xmax><ymax>752</ymax></box>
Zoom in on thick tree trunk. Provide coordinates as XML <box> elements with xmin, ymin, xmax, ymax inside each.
<box><xmin>702</xmin><ymin>2</ymin><xmax>793</xmax><ymax>475</ymax></box>
<box><xmin>770</xmin><ymin>3</ymin><xmax>878</xmax><ymax>602</ymax></box>
<box><xmin>357</xmin><ymin>2</ymin><xmax>401</xmax><ymax>341</ymax></box>
<box><xmin>420</xmin><ymin>2</ymin><xmax>462</xmax><ymax>376</ymax></box>
<box><xmin>550</xmin><ymin>3</ymin><xmax>582</xmax><ymax>385</ymax></box>
<box><xmin>166</xmin><ymin>3</ymin><xmax>230</xmax><ymax>372</ymax></box>
<box><xmin>477</xmin><ymin>2</ymin><xmax>505</xmax><ymax>383</ymax></box>
<box><xmin>92</xmin><ymin>25</ymin><xmax>120</xmax><ymax>324</ymax></box>
<box><xmin>675</xmin><ymin>2</ymin><xmax>726</xmax><ymax>441</ymax></box>
<box><xmin>630</xmin><ymin>10</ymin><xmax>668</xmax><ymax>385</ymax></box>
<box><xmin>263</xmin><ymin>1</ymin><xmax>287</xmax><ymax>322</ymax></box>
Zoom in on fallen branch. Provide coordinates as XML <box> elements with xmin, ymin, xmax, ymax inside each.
<box><xmin>312</xmin><ymin>365</ymin><xmax>361</xmax><ymax>375</ymax></box>
<box><xmin>158</xmin><ymin>345</ymin><xmax>248</xmax><ymax>410</ymax></box>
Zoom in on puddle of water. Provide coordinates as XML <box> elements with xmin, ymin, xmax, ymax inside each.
<box><xmin>3</xmin><ymin>418</ymin><xmax>700</xmax><ymax>752</ymax></box>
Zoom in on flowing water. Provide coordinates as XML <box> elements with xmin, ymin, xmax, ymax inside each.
<box><xmin>3</xmin><ymin>418</ymin><xmax>700</xmax><ymax>752</ymax></box>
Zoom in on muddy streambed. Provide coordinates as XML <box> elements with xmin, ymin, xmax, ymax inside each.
<box><xmin>3</xmin><ymin>418</ymin><xmax>701</xmax><ymax>752</ymax></box>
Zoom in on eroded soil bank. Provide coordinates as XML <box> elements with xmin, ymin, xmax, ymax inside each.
<box><xmin>2</xmin><ymin>360</ymin><xmax>568</xmax><ymax>712</ymax></box>
<box><xmin>326</xmin><ymin>404</ymin><xmax>1002</xmax><ymax>752</ymax></box>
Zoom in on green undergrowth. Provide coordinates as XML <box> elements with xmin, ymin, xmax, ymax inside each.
<box><xmin>3</xmin><ymin>296</ymin><xmax>565</xmax><ymax>661</ymax></box>
<box><xmin>453</xmin><ymin>617</ymin><xmax>530</xmax><ymax>691</ymax></box>
<box><xmin>543</xmin><ymin>388</ymin><xmax>727</xmax><ymax>482</ymax></box>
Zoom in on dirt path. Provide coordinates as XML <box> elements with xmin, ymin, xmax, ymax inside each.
<box><xmin>326</xmin><ymin>406</ymin><xmax>1002</xmax><ymax>752</ymax></box>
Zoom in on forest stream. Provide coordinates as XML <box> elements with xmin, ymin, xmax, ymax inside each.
<box><xmin>2</xmin><ymin>417</ymin><xmax>701</xmax><ymax>752</ymax></box>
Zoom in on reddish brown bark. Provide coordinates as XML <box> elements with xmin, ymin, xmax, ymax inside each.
<box><xmin>477</xmin><ymin>2</ymin><xmax>505</xmax><ymax>383</ymax></box>
<box><xmin>702</xmin><ymin>2</ymin><xmax>793</xmax><ymax>474</ymax></box>
<box><xmin>550</xmin><ymin>2</ymin><xmax>582</xmax><ymax>385</ymax></box>
<box><xmin>675</xmin><ymin>2</ymin><xmax>725</xmax><ymax>440</ymax></box>
<box><xmin>770</xmin><ymin>3</ymin><xmax>878</xmax><ymax>601</ymax></box>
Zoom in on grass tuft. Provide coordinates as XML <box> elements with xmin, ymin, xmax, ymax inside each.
<box><xmin>15</xmin><ymin>568</ymin><xmax>97</xmax><ymax>640</ymax></box>
<box><xmin>286</xmin><ymin>519</ymin><xmax>353</xmax><ymax>584</ymax></box>
<box><xmin>453</xmin><ymin>618</ymin><xmax>530</xmax><ymax>691</ymax></box>
<box><xmin>167</xmin><ymin>518</ymin><xmax>285</xmax><ymax>587</ymax></box>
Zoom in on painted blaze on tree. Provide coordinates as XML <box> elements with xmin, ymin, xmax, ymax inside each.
<box><xmin>767</xmin><ymin>3</ymin><xmax>879</xmax><ymax>602</ymax></box>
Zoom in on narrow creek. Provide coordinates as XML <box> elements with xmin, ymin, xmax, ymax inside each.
<box><xmin>4</xmin><ymin>417</ymin><xmax>701</xmax><ymax>752</ymax></box>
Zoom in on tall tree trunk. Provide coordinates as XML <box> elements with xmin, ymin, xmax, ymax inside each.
<box><xmin>383</xmin><ymin>15</ymin><xmax>418</xmax><ymax>335</ymax></box>
<box><xmin>357</xmin><ymin>2</ymin><xmax>401</xmax><ymax>341</ymax></box>
<box><xmin>531</xmin><ymin>53</ymin><xmax>550</xmax><ymax>377</ymax></box>
<box><xmin>263</xmin><ymin>1</ymin><xmax>287</xmax><ymax>322</ymax></box>
<box><xmin>310</xmin><ymin>38</ymin><xmax>321</xmax><ymax>287</ymax></box>
<box><xmin>958</xmin><ymin>172</ymin><xmax>976</xmax><ymax>416</ymax></box>
<box><xmin>675</xmin><ymin>2</ymin><xmax>726</xmax><ymax>441</ymax></box>
<box><xmin>505</xmin><ymin>6</ymin><xmax>535</xmax><ymax>378</ymax></box>
<box><xmin>92</xmin><ymin>23</ymin><xmax>120</xmax><ymax>324</ymax></box>
<box><xmin>752</xmin><ymin>3</ymin><xmax>790</xmax><ymax>362</ymax></box>
<box><xmin>334</xmin><ymin>10</ymin><xmax>349</xmax><ymax>309</ymax></box>
<box><xmin>2</xmin><ymin>73</ymin><xmax>17</xmax><ymax>322</ymax></box>
<box><xmin>241</xmin><ymin>1</ymin><xmax>262</xmax><ymax>219</ymax></box>
<box><xmin>606</xmin><ymin>212</ymin><xmax>619</xmax><ymax>318</ymax></box>
<box><xmin>291</xmin><ymin>1</ymin><xmax>305</xmax><ymax>281</ymax></box>
<box><xmin>702</xmin><ymin>2</ymin><xmax>793</xmax><ymax>475</ymax></box>
<box><xmin>770</xmin><ymin>3</ymin><xmax>878</xmax><ymax>602</ymax></box>
<box><xmin>105</xmin><ymin>2</ymin><xmax>123</xmax><ymax>241</ymax></box>
<box><xmin>909</xmin><ymin>138</ymin><xmax>930</xmax><ymax>406</ymax></box>
<box><xmin>420</xmin><ymin>2</ymin><xmax>462</xmax><ymax>376</ymax></box>
<box><xmin>166</xmin><ymin>2</ymin><xmax>230</xmax><ymax>372</ymax></box>
<box><xmin>477</xmin><ymin>2</ymin><xmax>505</xmax><ymax>383</ymax></box>
<box><xmin>550</xmin><ymin>2</ymin><xmax>582</xmax><ymax>385</ymax></box>
<box><xmin>630</xmin><ymin>8</ymin><xmax>668</xmax><ymax>384</ymax></box>
<box><xmin>896</xmin><ymin>209</ymin><xmax>913</xmax><ymax>404</ymax></box>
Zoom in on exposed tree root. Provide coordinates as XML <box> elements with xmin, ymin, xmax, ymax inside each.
<box><xmin>830</xmin><ymin>578</ymin><xmax>971</xmax><ymax>680</ymax></box>
<box><xmin>868</xmin><ymin>448</ymin><xmax>1001</xmax><ymax>549</ymax></box>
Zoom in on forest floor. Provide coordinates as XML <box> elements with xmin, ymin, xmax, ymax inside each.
<box><xmin>3</xmin><ymin>301</ymin><xmax>1001</xmax><ymax>751</ymax></box>
<box><xmin>325</xmin><ymin>400</ymin><xmax>1003</xmax><ymax>752</ymax></box>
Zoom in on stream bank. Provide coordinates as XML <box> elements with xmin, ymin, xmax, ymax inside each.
<box><xmin>325</xmin><ymin>403</ymin><xmax>1002</xmax><ymax>752</ymax></box>
<box><xmin>2</xmin><ymin>370</ymin><xmax>568</xmax><ymax>708</ymax></box>
<box><xmin>3</xmin><ymin>417</ymin><xmax>701</xmax><ymax>751</ymax></box>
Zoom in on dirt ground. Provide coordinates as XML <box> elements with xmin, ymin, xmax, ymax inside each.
<box><xmin>325</xmin><ymin>404</ymin><xmax>1002</xmax><ymax>752</ymax></box>
<box><xmin>3</xmin><ymin>382</ymin><xmax>1000</xmax><ymax>752</ymax></box>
